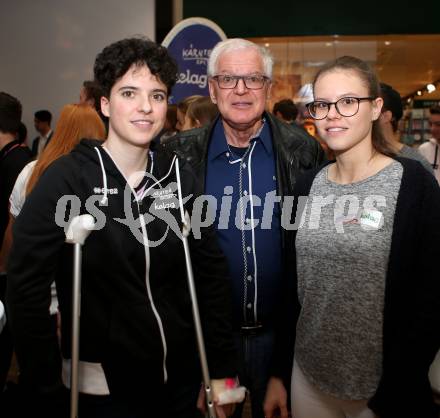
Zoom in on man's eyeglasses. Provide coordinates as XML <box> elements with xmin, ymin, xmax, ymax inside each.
<box><xmin>211</xmin><ymin>74</ymin><xmax>269</xmax><ymax>90</ymax></box>
<box><xmin>306</xmin><ymin>97</ymin><xmax>376</xmax><ymax>120</ymax></box>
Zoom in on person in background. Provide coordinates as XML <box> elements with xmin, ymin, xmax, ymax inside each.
<box><xmin>0</xmin><ymin>92</ymin><xmax>32</xmax><ymax>404</ymax></box>
<box><xmin>166</xmin><ymin>38</ymin><xmax>324</xmax><ymax>418</ymax></box>
<box><xmin>160</xmin><ymin>104</ymin><xmax>178</xmax><ymax>144</ymax></box>
<box><xmin>31</xmin><ymin>110</ymin><xmax>53</xmax><ymax>158</ymax></box>
<box><xmin>272</xmin><ymin>99</ymin><xmax>298</xmax><ymax>126</ymax></box>
<box><xmin>379</xmin><ymin>82</ymin><xmax>433</xmax><ymax>173</ymax></box>
<box><xmin>16</xmin><ymin>122</ymin><xmax>28</xmax><ymax>145</ymax></box>
<box><xmin>1</xmin><ymin>103</ymin><xmax>106</xmax><ymax>274</ymax></box>
<box><xmin>79</xmin><ymin>80</ymin><xmax>107</xmax><ymax>124</ymax></box>
<box><xmin>265</xmin><ymin>55</ymin><xmax>440</xmax><ymax>418</ymax></box>
<box><xmin>79</xmin><ymin>80</ymin><xmax>103</xmax><ymax>108</ymax></box>
<box><xmin>7</xmin><ymin>37</ymin><xmax>239</xmax><ymax>418</ymax></box>
<box><xmin>181</xmin><ymin>96</ymin><xmax>218</xmax><ymax>131</ymax></box>
<box><xmin>0</xmin><ymin>93</ymin><xmax>31</xmax><ymax>259</ymax></box>
<box><xmin>0</xmin><ymin>103</ymin><xmax>105</xmax><ymax>414</ymax></box>
<box><xmin>418</xmin><ymin>105</ymin><xmax>440</xmax><ymax>184</ymax></box>
<box><xmin>176</xmin><ymin>95</ymin><xmax>203</xmax><ymax>131</ymax></box>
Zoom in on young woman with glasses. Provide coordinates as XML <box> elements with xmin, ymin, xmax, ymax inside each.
<box><xmin>265</xmin><ymin>56</ymin><xmax>440</xmax><ymax>418</ymax></box>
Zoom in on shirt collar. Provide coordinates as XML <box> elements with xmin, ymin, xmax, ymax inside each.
<box><xmin>208</xmin><ymin>116</ymin><xmax>272</xmax><ymax>162</ymax></box>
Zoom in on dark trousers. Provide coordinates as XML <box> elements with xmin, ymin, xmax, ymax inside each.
<box><xmin>232</xmin><ymin>328</ymin><xmax>275</xmax><ymax>418</ymax></box>
<box><xmin>2</xmin><ymin>375</ymin><xmax>202</xmax><ymax>418</ymax></box>
<box><xmin>77</xmin><ymin>374</ymin><xmax>202</xmax><ymax>418</ymax></box>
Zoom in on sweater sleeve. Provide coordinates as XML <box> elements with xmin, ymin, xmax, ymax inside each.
<box><xmin>369</xmin><ymin>165</ymin><xmax>440</xmax><ymax>418</ymax></box>
<box><xmin>412</xmin><ymin>169</ymin><xmax>440</xmax><ymax>365</ymax></box>
<box><xmin>6</xmin><ymin>157</ymin><xmax>77</xmax><ymax>396</ymax></box>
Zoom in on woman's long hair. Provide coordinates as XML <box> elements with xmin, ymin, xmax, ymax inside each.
<box><xmin>26</xmin><ymin>103</ymin><xmax>106</xmax><ymax>194</ymax></box>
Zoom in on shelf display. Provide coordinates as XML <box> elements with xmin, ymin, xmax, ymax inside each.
<box><xmin>402</xmin><ymin>107</ymin><xmax>431</xmax><ymax>145</ymax></box>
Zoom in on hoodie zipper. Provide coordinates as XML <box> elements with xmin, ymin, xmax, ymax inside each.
<box><xmin>96</xmin><ymin>146</ymin><xmax>169</xmax><ymax>383</ymax></box>
<box><xmin>138</xmin><ymin>201</ymin><xmax>168</xmax><ymax>383</ymax></box>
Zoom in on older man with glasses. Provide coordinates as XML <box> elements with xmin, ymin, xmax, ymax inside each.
<box><xmin>166</xmin><ymin>38</ymin><xmax>325</xmax><ymax>418</ymax></box>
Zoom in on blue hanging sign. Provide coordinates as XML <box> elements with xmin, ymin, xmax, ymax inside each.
<box><xmin>162</xmin><ymin>17</ymin><xmax>227</xmax><ymax>104</ymax></box>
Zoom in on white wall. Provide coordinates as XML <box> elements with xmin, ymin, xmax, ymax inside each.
<box><xmin>0</xmin><ymin>0</ymin><xmax>155</xmax><ymax>145</ymax></box>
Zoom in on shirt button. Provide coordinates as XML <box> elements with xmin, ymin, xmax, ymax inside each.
<box><xmin>226</xmin><ymin>152</ymin><xmax>230</xmax><ymax>157</ymax></box>
<box><xmin>246</xmin><ymin>246</ymin><xmax>252</xmax><ymax>253</ymax></box>
<box><xmin>247</xmin><ymin>275</ymin><xmax>253</xmax><ymax>282</ymax></box>
<box><xmin>247</xmin><ymin>303</ymin><xmax>252</xmax><ymax>309</ymax></box>
<box><xmin>242</xmin><ymin>162</ymin><xmax>247</xmax><ymax>168</ymax></box>
<box><xmin>243</xmin><ymin>190</ymin><xmax>248</xmax><ymax>196</ymax></box>
<box><xmin>273</xmin><ymin>175</ymin><xmax>276</xmax><ymax>181</ymax></box>
<box><xmin>245</xmin><ymin>218</ymin><xmax>250</xmax><ymax>224</ymax></box>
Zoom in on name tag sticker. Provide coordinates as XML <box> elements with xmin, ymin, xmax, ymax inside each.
<box><xmin>359</xmin><ymin>209</ymin><xmax>383</xmax><ymax>230</ymax></box>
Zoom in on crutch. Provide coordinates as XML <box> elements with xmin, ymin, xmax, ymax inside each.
<box><xmin>65</xmin><ymin>214</ymin><xmax>96</xmax><ymax>418</ymax></box>
<box><xmin>174</xmin><ymin>158</ymin><xmax>216</xmax><ymax>418</ymax></box>
<box><xmin>180</xmin><ymin>211</ymin><xmax>217</xmax><ymax>418</ymax></box>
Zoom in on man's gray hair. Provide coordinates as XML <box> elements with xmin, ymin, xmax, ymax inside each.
<box><xmin>207</xmin><ymin>38</ymin><xmax>273</xmax><ymax>79</ymax></box>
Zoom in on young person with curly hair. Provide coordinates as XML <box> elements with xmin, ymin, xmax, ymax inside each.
<box><xmin>7</xmin><ymin>37</ymin><xmax>238</xmax><ymax>418</ymax></box>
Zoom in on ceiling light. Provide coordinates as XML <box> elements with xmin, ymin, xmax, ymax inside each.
<box><xmin>417</xmin><ymin>90</ymin><xmax>422</xmax><ymax>96</ymax></box>
<box><xmin>264</xmin><ymin>43</ymin><xmax>270</xmax><ymax>47</ymax></box>
<box><xmin>304</xmin><ymin>61</ymin><xmax>327</xmax><ymax>67</ymax></box>
<box><xmin>407</xmin><ymin>98</ymin><xmax>412</xmax><ymax>103</ymax></box>
<box><xmin>427</xmin><ymin>83</ymin><xmax>436</xmax><ymax>93</ymax></box>
<box><xmin>325</xmin><ymin>42</ymin><xmax>332</xmax><ymax>47</ymax></box>
<box><xmin>384</xmin><ymin>41</ymin><xmax>391</xmax><ymax>46</ymax></box>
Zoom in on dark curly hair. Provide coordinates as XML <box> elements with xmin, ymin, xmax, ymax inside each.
<box><xmin>93</xmin><ymin>37</ymin><xmax>178</xmax><ymax>97</ymax></box>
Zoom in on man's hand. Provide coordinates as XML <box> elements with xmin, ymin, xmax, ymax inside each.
<box><xmin>263</xmin><ymin>377</ymin><xmax>289</xmax><ymax>418</ymax></box>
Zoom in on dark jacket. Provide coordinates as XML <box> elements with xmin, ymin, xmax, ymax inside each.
<box><xmin>165</xmin><ymin>112</ymin><xmax>325</xmax><ymax>384</ymax></box>
<box><xmin>278</xmin><ymin>157</ymin><xmax>440</xmax><ymax>418</ymax></box>
<box><xmin>7</xmin><ymin>139</ymin><xmax>236</xmax><ymax>402</ymax></box>
<box><xmin>31</xmin><ymin>131</ymin><xmax>53</xmax><ymax>158</ymax></box>
<box><xmin>165</xmin><ymin>112</ymin><xmax>325</xmax><ymax>250</ymax></box>
<box><xmin>0</xmin><ymin>140</ymin><xmax>32</xmax><ymax>245</ymax></box>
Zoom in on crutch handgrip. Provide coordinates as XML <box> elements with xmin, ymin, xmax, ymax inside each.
<box><xmin>65</xmin><ymin>214</ymin><xmax>96</xmax><ymax>245</ymax></box>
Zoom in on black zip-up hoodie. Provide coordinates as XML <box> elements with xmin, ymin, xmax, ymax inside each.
<box><xmin>7</xmin><ymin>139</ymin><xmax>237</xmax><ymax>401</ymax></box>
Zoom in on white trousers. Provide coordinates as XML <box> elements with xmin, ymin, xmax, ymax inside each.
<box><xmin>291</xmin><ymin>360</ymin><xmax>376</xmax><ymax>418</ymax></box>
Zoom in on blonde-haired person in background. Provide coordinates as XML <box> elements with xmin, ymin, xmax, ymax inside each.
<box><xmin>1</xmin><ymin>101</ymin><xmax>105</xmax><ymax>280</ymax></box>
<box><xmin>176</xmin><ymin>94</ymin><xmax>203</xmax><ymax>131</ymax></box>
<box><xmin>181</xmin><ymin>96</ymin><xmax>218</xmax><ymax>131</ymax></box>
<box><xmin>27</xmin><ymin>103</ymin><xmax>106</xmax><ymax>194</ymax></box>
<box><xmin>0</xmin><ymin>103</ymin><xmax>105</xmax><ymax>287</ymax></box>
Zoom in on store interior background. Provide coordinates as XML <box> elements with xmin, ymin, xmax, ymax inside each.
<box><xmin>179</xmin><ymin>0</ymin><xmax>440</xmax><ymax>145</ymax></box>
<box><xmin>2</xmin><ymin>0</ymin><xmax>440</xmax><ymax>146</ymax></box>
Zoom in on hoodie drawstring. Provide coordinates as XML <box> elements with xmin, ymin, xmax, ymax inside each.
<box><xmin>174</xmin><ymin>158</ymin><xmax>187</xmax><ymax>227</ymax></box>
<box><xmin>94</xmin><ymin>147</ymin><xmax>108</xmax><ymax>205</ymax></box>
